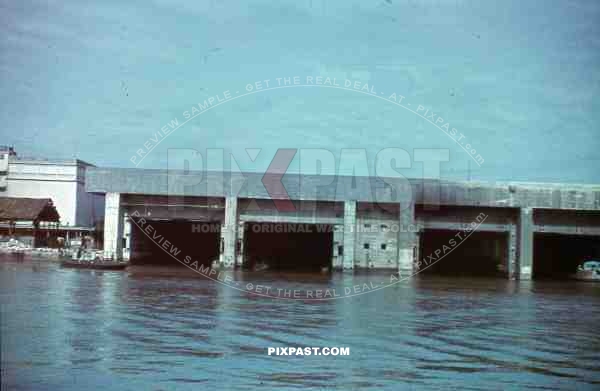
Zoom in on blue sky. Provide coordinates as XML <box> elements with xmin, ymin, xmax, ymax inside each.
<box><xmin>1</xmin><ymin>0</ymin><xmax>599</xmax><ymax>183</ymax></box>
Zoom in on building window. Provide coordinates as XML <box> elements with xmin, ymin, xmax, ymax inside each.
<box><xmin>338</xmin><ymin>245</ymin><xmax>343</xmax><ymax>256</ymax></box>
<box><xmin>364</xmin><ymin>223</ymin><xmax>371</xmax><ymax>228</ymax></box>
<box><xmin>364</xmin><ymin>243</ymin><xmax>369</xmax><ymax>249</ymax></box>
<box><xmin>381</xmin><ymin>243</ymin><xmax>387</xmax><ymax>250</ymax></box>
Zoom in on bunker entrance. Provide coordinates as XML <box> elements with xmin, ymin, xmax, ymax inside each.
<box><xmin>130</xmin><ymin>220</ymin><xmax>221</xmax><ymax>267</ymax></box>
<box><xmin>243</xmin><ymin>222</ymin><xmax>333</xmax><ymax>272</ymax></box>
<box><xmin>419</xmin><ymin>230</ymin><xmax>508</xmax><ymax>277</ymax></box>
<box><xmin>533</xmin><ymin>233</ymin><xmax>600</xmax><ymax>279</ymax></box>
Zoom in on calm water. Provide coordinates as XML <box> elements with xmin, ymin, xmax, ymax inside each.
<box><xmin>1</xmin><ymin>257</ymin><xmax>600</xmax><ymax>390</ymax></box>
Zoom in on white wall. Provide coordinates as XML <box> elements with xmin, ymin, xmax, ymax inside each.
<box><xmin>2</xmin><ymin>160</ymin><xmax>104</xmax><ymax>227</ymax></box>
<box><xmin>4</xmin><ymin>177</ymin><xmax>78</xmax><ymax>225</ymax></box>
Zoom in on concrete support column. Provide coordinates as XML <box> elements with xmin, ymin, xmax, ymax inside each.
<box><xmin>32</xmin><ymin>221</ymin><xmax>38</xmax><ymax>248</ymax></box>
<box><xmin>122</xmin><ymin>215</ymin><xmax>132</xmax><ymax>261</ymax></box>
<box><xmin>342</xmin><ymin>200</ymin><xmax>356</xmax><ymax>271</ymax></box>
<box><xmin>398</xmin><ymin>203</ymin><xmax>417</xmax><ymax>277</ymax></box>
<box><xmin>332</xmin><ymin>225</ymin><xmax>344</xmax><ymax>270</ymax></box>
<box><xmin>103</xmin><ymin>192</ymin><xmax>123</xmax><ymax>260</ymax></box>
<box><xmin>219</xmin><ymin>196</ymin><xmax>238</xmax><ymax>268</ymax></box>
<box><xmin>518</xmin><ymin>207</ymin><xmax>534</xmax><ymax>280</ymax></box>
<box><xmin>236</xmin><ymin>221</ymin><xmax>245</xmax><ymax>267</ymax></box>
<box><xmin>507</xmin><ymin>223</ymin><xmax>518</xmax><ymax>280</ymax></box>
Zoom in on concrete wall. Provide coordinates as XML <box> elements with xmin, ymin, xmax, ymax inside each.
<box><xmin>354</xmin><ymin>205</ymin><xmax>401</xmax><ymax>269</ymax></box>
<box><xmin>91</xmin><ymin>169</ymin><xmax>600</xmax><ymax>277</ymax></box>
<box><xmin>76</xmin><ymin>181</ymin><xmax>105</xmax><ymax>227</ymax></box>
<box><xmin>239</xmin><ymin>199</ymin><xmax>343</xmax><ymax>224</ymax></box>
<box><xmin>86</xmin><ymin>168</ymin><xmax>600</xmax><ymax>210</ymax></box>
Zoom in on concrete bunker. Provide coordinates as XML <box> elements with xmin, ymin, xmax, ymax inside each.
<box><xmin>130</xmin><ymin>220</ymin><xmax>221</xmax><ymax>267</ymax></box>
<box><xmin>243</xmin><ymin>222</ymin><xmax>334</xmax><ymax>272</ymax></box>
<box><xmin>418</xmin><ymin>229</ymin><xmax>509</xmax><ymax>277</ymax></box>
<box><xmin>533</xmin><ymin>233</ymin><xmax>600</xmax><ymax>279</ymax></box>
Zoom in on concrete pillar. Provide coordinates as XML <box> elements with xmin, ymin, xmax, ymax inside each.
<box><xmin>518</xmin><ymin>207</ymin><xmax>534</xmax><ymax>280</ymax></box>
<box><xmin>342</xmin><ymin>200</ymin><xmax>356</xmax><ymax>271</ymax></box>
<box><xmin>236</xmin><ymin>221</ymin><xmax>245</xmax><ymax>267</ymax></box>
<box><xmin>122</xmin><ymin>215</ymin><xmax>132</xmax><ymax>261</ymax></box>
<box><xmin>32</xmin><ymin>221</ymin><xmax>38</xmax><ymax>248</ymax></box>
<box><xmin>398</xmin><ymin>203</ymin><xmax>417</xmax><ymax>277</ymax></box>
<box><xmin>103</xmin><ymin>192</ymin><xmax>123</xmax><ymax>260</ymax></box>
<box><xmin>507</xmin><ymin>223</ymin><xmax>518</xmax><ymax>280</ymax></box>
<box><xmin>332</xmin><ymin>225</ymin><xmax>344</xmax><ymax>269</ymax></box>
<box><xmin>219</xmin><ymin>196</ymin><xmax>238</xmax><ymax>268</ymax></box>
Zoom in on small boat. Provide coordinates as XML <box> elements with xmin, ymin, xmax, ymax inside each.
<box><xmin>60</xmin><ymin>248</ymin><xmax>128</xmax><ymax>270</ymax></box>
<box><xmin>570</xmin><ymin>259</ymin><xmax>600</xmax><ymax>281</ymax></box>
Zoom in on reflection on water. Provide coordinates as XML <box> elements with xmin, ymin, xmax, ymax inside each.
<box><xmin>1</xmin><ymin>257</ymin><xmax>600</xmax><ymax>390</ymax></box>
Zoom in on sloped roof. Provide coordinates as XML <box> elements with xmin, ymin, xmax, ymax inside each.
<box><xmin>0</xmin><ymin>197</ymin><xmax>60</xmax><ymax>222</ymax></box>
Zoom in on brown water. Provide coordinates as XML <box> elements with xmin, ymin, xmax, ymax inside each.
<box><xmin>1</xmin><ymin>257</ymin><xmax>600</xmax><ymax>390</ymax></box>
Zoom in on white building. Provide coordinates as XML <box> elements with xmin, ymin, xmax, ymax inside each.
<box><xmin>0</xmin><ymin>146</ymin><xmax>105</xmax><ymax>229</ymax></box>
